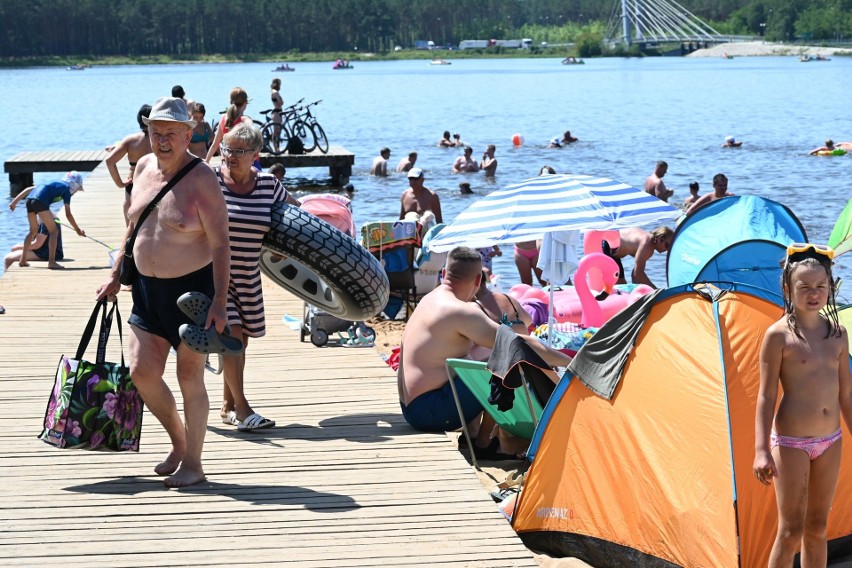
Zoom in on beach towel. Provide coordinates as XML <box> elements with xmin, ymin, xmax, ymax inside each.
<box><xmin>567</xmin><ymin>289</ymin><xmax>662</xmax><ymax>399</ymax></box>
<box><xmin>486</xmin><ymin>325</ymin><xmax>558</xmax><ymax>410</ymax></box>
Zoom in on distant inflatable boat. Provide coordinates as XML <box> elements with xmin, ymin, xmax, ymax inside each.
<box><xmin>430</xmin><ymin>59</ymin><xmax>451</xmax><ymax>65</ymax></box>
<box><xmin>562</xmin><ymin>57</ymin><xmax>585</xmax><ymax>65</ymax></box>
<box><xmin>273</xmin><ymin>65</ymin><xmax>295</xmax><ymax>72</ymax></box>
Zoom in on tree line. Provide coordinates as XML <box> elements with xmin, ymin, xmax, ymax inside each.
<box><xmin>0</xmin><ymin>0</ymin><xmax>849</xmax><ymax>59</ymax></box>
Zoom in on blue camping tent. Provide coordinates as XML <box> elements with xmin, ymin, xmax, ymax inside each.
<box><xmin>667</xmin><ymin>196</ymin><xmax>807</xmax><ymax>294</ymax></box>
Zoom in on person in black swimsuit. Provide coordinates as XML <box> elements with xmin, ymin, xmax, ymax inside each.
<box><xmin>105</xmin><ymin>104</ymin><xmax>152</xmax><ymax>224</ymax></box>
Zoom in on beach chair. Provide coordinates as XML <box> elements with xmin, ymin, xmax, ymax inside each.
<box><xmin>446</xmin><ymin>358</ymin><xmax>547</xmax><ymax>469</ymax></box>
<box><xmin>361</xmin><ymin>220</ymin><xmax>421</xmax><ymax>320</ymax></box>
<box><xmin>414</xmin><ymin>223</ymin><xmax>447</xmax><ymax>296</ymax></box>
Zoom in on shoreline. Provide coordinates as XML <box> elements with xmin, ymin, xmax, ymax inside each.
<box><xmin>688</xmin><ymin>41</ymin><xmax>852</xmax><ymax>58</ymax></box>
<box><xmin>5</xmin><ymin>41</ymin><xmax>852</xmax><ymax>68</ymax></box>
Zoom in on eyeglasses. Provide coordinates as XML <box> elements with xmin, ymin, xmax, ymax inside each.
<box><xmin>220</xmin><ymin>145</ymin><xmax>253</xmax><ymax>157</ymax></box>
<box><xmin>786</xmin><ymin>242</ymin><xmax>835</xmax><ymax>262</ymax></box>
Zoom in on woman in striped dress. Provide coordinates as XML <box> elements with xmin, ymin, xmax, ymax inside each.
<box><xmin>215</xmin><ymin>123</ymin><xmax>299</xmax><ymax>431</ymax></box>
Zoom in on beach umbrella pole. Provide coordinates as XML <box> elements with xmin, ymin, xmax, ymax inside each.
<box><xmin>547</xmin><ymin>233</ymin><xmax>556</xmax><ymax>347</ymax></box>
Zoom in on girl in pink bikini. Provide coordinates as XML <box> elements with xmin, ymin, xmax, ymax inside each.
<box><xmin>754</xmin><ymin>243</ymin><xmax>851</xmax><ymax>567</ymax></box>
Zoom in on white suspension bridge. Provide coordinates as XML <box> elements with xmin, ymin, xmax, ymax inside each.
<box><xmin>606</xmin><ymin>0</ymin><xmax>755</xmax><ymax>51</ymax></box>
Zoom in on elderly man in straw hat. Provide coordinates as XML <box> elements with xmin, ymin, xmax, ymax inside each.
<box><xmin>97</xmin><ymin>97</ymin><xmax>230</xmax><ymax>488</ymax></box>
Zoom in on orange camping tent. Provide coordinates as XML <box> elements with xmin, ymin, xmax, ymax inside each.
<box><xmin>512</xmin><ymin>283</ymin><xmax>852</xmax><ymax>567</ymax></box>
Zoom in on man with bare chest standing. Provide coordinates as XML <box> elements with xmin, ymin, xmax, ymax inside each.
<box><xmin>399</xmin><ymin>168</ymin><xmax>443</xmax><ymax>224</ymax></box>
<box><xmin>97</xmin><ymin>97</ymin><xmax>231</xmax><ymax>488</ymax></box>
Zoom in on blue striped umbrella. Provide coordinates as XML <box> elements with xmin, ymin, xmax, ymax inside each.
<box><xmin>428</xmin><ymin>174</ymin><xmax>681</xmax><ymax>252</ymax></box>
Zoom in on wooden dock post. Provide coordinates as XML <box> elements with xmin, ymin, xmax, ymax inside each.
<box><xmin>259</xmin><ymin>145</ymin><xmax>354</xmax><ymax>186</ymax></box>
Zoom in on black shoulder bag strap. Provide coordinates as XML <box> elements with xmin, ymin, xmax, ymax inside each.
<box><xmin>124</xmin><ymin>157</ymin><xmax>202</xmax><ymax>263</ymax></box>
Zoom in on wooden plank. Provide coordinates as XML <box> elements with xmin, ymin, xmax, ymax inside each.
<box><xmin>4</xmin><ymin>150</ymin><xmax>107</xmax><ymax>174</ymax></box>
<box><xmin>0</xmin><ymin>160</ymin><xmax>537</xmax><ymax>567</ymax></box>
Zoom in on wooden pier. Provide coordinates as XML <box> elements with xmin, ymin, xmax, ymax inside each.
<box><xmin>5</xmin><ymin>147</ymin><xmax>355</xmax><ymax>195</ymax></box>
<box><xmin>0</xmin><ymin>162</ymin><xmax>537</xmax><ymax>567</ymax></box>
<box><xmin>260</xmin><ymin>146</ymin><xmax>355</xmax><ymax>186</ymax></box>
<box><xmin>4</xmin><ymin>150</ymin><xmax>107</xmax><ymax>194</ymax></box>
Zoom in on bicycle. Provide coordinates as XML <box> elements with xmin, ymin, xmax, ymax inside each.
<box><xmin>258</xmin><ymin>98</ymin><xmax>306</xmax><ymax>155</ymax></box>
<box><xmin>297</xmin><ymin>100</ymin><xmax>329</xmax><ymax>154</ymax></box>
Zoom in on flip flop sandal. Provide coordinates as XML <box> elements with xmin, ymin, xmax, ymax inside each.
<box><xmin>237</xmin><ymin>413</ymin><xmax>276</xmax><ymax>432</ymax></box>
<box><xmin>178</xmin><ymin>323</ymin><xmax>244</xmax><ymax>355</ymax></box>
<box><xmin>176</xmin><ymin>291</ymin><xmax>212</xmax><ymax>326</ymax></box>
<box><xmin>222</xmin><ymin>410</ymin><xmax>239</xmax><ymax>426</ymax></box>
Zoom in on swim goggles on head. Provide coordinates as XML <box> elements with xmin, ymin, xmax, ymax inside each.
<box><xmin>786</xmin><ymin>242</ymin><xmax>835</xmax><ymax>262</ymax></box>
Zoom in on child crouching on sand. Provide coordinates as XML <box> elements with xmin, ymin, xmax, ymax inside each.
<box><xmin>754</xmin><ymin>242</ymin><xmax>851</xmax><ymax>567</ymax></box>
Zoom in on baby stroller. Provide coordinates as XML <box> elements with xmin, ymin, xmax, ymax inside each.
<box><xmin>298</xmin><ymin>194</ymin><xmax>376</xmax><ymax>347</ymax></box>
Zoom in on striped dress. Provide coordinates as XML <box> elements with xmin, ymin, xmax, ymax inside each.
<box><xmin>215</xmin><ymin>168</ymin><xmax>288</xmax><ymax>337</ymax></box>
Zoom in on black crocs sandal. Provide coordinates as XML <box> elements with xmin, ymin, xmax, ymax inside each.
<box><xmin>178</xmin><ymin>323</ymin><xmax>244</xmax><ymax>355</ymax></box>
<box><xmin>176</xmin><ymin>291</ymin><xmax>211</xmax><ymax>326</ymax></box>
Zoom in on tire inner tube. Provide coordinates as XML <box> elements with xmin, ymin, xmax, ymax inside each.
<box><xmin>260</xmin><ymin>203</ymin><xmax>390</xmax><ymax>320</ymax></box>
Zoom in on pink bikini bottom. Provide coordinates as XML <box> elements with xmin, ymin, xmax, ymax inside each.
<box><xmin>771</xmin><ymin>428</ymin><xmax>842</xmax><ymax>461</ymax></box>
<box><xmin>514</xmin><ymin>246</ymin><xmax>538</xmax><ymax>261</ymax></box>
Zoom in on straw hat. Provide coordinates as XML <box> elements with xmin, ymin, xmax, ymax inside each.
<box><xmin>142</xmin><ymin>97</ymin><xmax>197</xmax><ymax>128</ymax></box>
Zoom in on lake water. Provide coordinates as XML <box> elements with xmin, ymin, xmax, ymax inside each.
<box><xmin>1</xmin><ymin>56</ymin><xmax>850</xmax><ymax>299</ymax></box>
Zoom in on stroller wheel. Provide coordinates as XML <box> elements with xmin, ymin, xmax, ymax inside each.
<box><xmin>310</xmin><ymin>329</ymin><xmax>329</xmax><ymax>347</ymax></box>
<box><xmin>357</xmin><ymin>326</ymin><xmax>376</xmax><ymax>341</ymax></box>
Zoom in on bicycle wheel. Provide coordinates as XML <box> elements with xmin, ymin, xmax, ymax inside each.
<box><xmin>292</xmin><ymin>120</ymin><xmax>316</xmax><ymax>153</ymax></box>
<box><xmin>261</xmin><ymin>122</ymin><xmax>288</xmax><ymax>155</ymax></box>
<box><xmin>311</xmin><ymin>122</ymin><xmax>329</xmax><ymax>154</ymax></box>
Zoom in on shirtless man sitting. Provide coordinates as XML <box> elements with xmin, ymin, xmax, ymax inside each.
<box><xmin>399</xmin><ymin>168</ymin><xmax>442</xmax><ymax>223</ymax></box>
<box><xmin>602</xmin><ymin>226</ymin><xmax>674</xmax><ymax>289</ymax></box>
<box><xmin>96</xmin><ymin>97</ymin><xmax>231</xmax><ymax>488</ymax></box>
<box><xmin>644</xmin><ymin>161</ymin><xmax>674</xmax><ymax>203</ymax></box>
<box><xmin>397</xmin><ymin>247</ymin><xmax>571</xmax><ymax>454</ymax></box>
<box><xmin>452</xmin><ymin>146</ymin><xmax>480</xmax><ymax>173</ymax></box>
<box><xmin>686</xmin><ymin>173</ymin><xmax>735</xmax><ymax>214</ymax></box>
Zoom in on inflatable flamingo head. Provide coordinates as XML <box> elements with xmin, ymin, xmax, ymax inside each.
<box><xmin>577</xmin><ymin>253</ymin><xmax>622</xmax><ymax>328</ymax></box>
<box><xmin>582</xmin><ymin>253</ymin><xmax>621</xmax><ymax>296</ymax></box>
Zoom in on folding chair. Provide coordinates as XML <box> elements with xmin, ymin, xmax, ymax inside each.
<box><xmin>361</xmin><ymin>220</ymin><xmax>422</xmax><ymax>320</ymax></box>
<box><xmin>446</xmin><ymin>358</ymin><xmax>545</xmax><ymax>469</ymax></box>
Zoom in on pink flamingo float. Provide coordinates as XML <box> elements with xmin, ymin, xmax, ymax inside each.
<box><xmin>510</xmin><ymin>251</ymin><xmax>653</xmax><ymax>328</ymax></box>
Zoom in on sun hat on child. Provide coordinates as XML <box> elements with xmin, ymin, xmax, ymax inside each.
<box><xmin>142</xmin><ymin>97</ymin><xmax>197</xmax><ymax>128</ymax></box>
<box><xmin>65</xmin><ymin>171</ymin><xmax>83</xmax><ymax>191</ymax></box>
<box><xmin>725</xmin><ymin>135</ymin><xmax>735</xmax><ymax>143</ymax></box>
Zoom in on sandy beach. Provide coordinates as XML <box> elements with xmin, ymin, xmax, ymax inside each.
<box><xmin>687</xmin><ymin>40</ymin><xmax>852</xmax><ymax>58</ymax></box>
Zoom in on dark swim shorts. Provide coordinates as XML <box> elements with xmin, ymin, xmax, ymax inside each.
<box><xmin>129</xmin><ymin>264</ymin><xmax>215</xmax><ymax>348</ymax></box>
<box><xmin>25</xmin><ymin>198</ymin><xmax>49</xmax><ymax>214</ymax></box>
<box><xmin>125</xmin><ymin>182</ymin><xmax>133</xmax><ymax>196</ymax></box>
<box><xmin>400</xmin><ymin>377</ymin><xmax>483</xmax><ymax>432</ymax></box>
